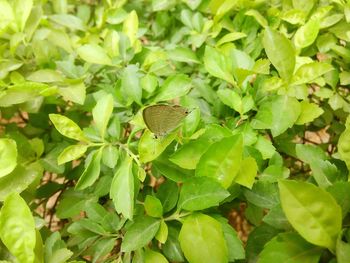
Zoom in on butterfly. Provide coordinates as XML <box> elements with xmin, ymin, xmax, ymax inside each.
<box><xmin>142</xmin><ymin>105</ymin><xmax>190</xmax><ymax>138</ymax></box>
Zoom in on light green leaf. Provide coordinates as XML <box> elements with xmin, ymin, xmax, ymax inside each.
<box><xmin>92</xmin><ymin>94</ymin><xmax>114</xmax><ymax>138</ymax></box>
<box><xmin>110</xmin><ymin>155</ymin><xmax>134</xmax><ymax>219</ymax></box>
<box><xmin>144</xmin><ymin>195</ymin><xmax>163</xmax><ymax>218</ymax></box>
<box><xmin>216</xmin><ymin>32</ymin><xmax>247</xmax><ymax>47</ymax></box>
<box><xmin>11</xmin><ymin>0</ymin><xmax>33</xmax><ymax>32</ymax></box>
<box><xmin>279</xmin><ymin>179</ymin><xmax>342</xmax><ymax>251</ymax></box>
<box><xmin>0</xmin><ymin>193</ymin><xmax>36</xmax><ymax>263</ymax></box>
<box><xmin>27</xmin><ymin>69</ymin><xmax>63</xmax><ymax>83</ymax></box>
<box><xmin>254</xmin><ymin>136</ymin><xmax>276</xmax><ymax>159</ymax></box>
<box><xmin>234</xmin><ymin>157</ymin><xmax>257</xmax><ymax>189</ymax></box>
<box><xmin>75</xmin><ymin>149</ymin><xmax>102</xmax><ymax>190</ymax></box>
<box><xmin>123</xmin><ymin>10</ymin><xmax>138</xmax><ymax>46</ymax></box>
<box><xmin>336</xmin><ymin>229</ymin><xmax>350</xmax><ymax>263</ymax></box>
<box><xmin>155</xmin><ymin>220</ymin><xmax>168</xmax><ymax>244</ymax></box>
<box><xmin>58</xmin><ymin>82</ymin><xmax>86</xmax><ymax>105</ymax></box>
<box><xmin>263</xmin><ymin>27</ymin><xmax>295</xmax><ymax>80</ymax></box>
<box><xmin>196</xmin><ymin>135</ymin><xmax>243</xmax><ymax>188</ymax></box>
<box><xmin>49</xmin><ymin>114</ymin><xmax>88</xmax><ymax>142</ymax></box>
<box><xmin>338</xmin><ymin>118</ymin><xmax>350</xmax><ymax>170</ymax></box>
<box><xmin>167</xmin><ymin>47</ymin><xmax>199</xmax><ymax>64</ymax></box>
<box><xmin>102</xmin><ymin>145</ymin><xmax>119</xmax><ymax>169</ymax></box>
<box><xmin>295</xmin><ymin>101</ymin><xmax>324</xmax><ymax>125</ymax></box>
<box><xmin>178</xmin><ymin>177</ymin><xmax>230</xmax><ymax>211</ymax></box>
<box><xmin>291</xmin><ymin>62</ymin><xmax>333</xmax><ymax>85</ymax></box>
<box><xmin>179</xmin><ymin>214</ymin><xmax>228</xmax><ymax>263</ymax></box>
<box><xmin>251</xmin><ymin>95</ymin><xmax>301</xmax><ymax>137</ymax></box>
<box><xmin>77</xmin><ymin>44</ymin><xmax>112</xmax><ymax>65</ymax></box>
<box><xmin>138</xmin><ymin>130</ymin><xmax>177</xmax><ymax>163</ymax></box>
<box><xmin>258</xmin><ymin>232</ymin><xmax>322</xmax><ymax>263</ymax></box>
<box><xmin>217</xmin><ymin>88</ymin><xmax>242</xmax><ymax>114</ymax></box>
<box><xmin>145</xmin><ymin>249</ymin><xmax>169</xmax><ymax>263</ymax></box>
<box><xmin>57</xmin><ymin>144</ymin><xmax>88</xmax><ymax>165</ymax></box>
<box><xmin>121</xmin><ymin>65</ymin><xmax>142</xmax><ymax>105</ymax></box>
<box><xmin>294</xmin><ymin>19</ymin><xmax>320</xmax><ymax>49</ymax></box>
<box><xmin>204</xmin><ymin>45</ymin><xmax>235</xmax><ymax>85</ymax></box>
<box><xmin>121</xmin><ymin>216</ymin><xmax>160</xmax><ymax>252</ymax></box>
<box><xmin>0</xmin><ymin>0</ymin><xmax>14</xmax><ymax>33</ymax></box>
<box><xmin>0</xmin><ymin>163</ymin><xmax>43</xmax><ymax>201</ymax></box>
<box><xmin>245</xmin><ymin>9</ymin><xmax>268</xmax><ymax>27</ymax></box>
<box><xmin>153</xmin><ymin>74</ymin><xmax>192</xmax><ymax>102</ymax></box>
<box><xmin>49</xmin><ymin>14</ymin><xmax>85</xmax><ymax>31</ymax></box>
<box><xmin>0</xmin><ymin>138</ymin><xmax>17</xmax><ymax>178</ymax></box>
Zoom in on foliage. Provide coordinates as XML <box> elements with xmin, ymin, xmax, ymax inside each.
<box><xmin>0</xmin><ymin>0</ymin><xmax>350</xmax><ymax>262</ymax></box>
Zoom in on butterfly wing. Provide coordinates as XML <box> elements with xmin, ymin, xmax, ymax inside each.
<box><xmin>143</xmin><ymin>105</ymin><xmax>188</xmax><ymax>136</ymax></box>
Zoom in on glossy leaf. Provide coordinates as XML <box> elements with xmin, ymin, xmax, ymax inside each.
<box><xmin>0</xmin><ymin>138</ymin><xmax>17</xmax><ymax>177</ymax></box>
<box><xmin>0</xmin><ymin>193</ymin><xmax>36</xmax><ymax>263</ymax></box>
<box><xmin>279</xmin><ymin>180</ymin><xmax>342</xmax><ymax>251</ymax></box>
<box><xmin>153</xmin><ymin>74</ymin><xmax>192</xmax><ymax>102</ymax></box>
<box><xmin>263</xmin><ymin>27</ymin><xmax>295</xmax><ymax>80</ymax></box>
<box><xmin>178</xmin><ymin>177</ymin><xmax>230</xmax><ymax>211</ymax></box>
<box><xmin>77</xmin><ymin>44</ymin><xmax>112</xmax><ymax>65</ymax></box>
<box><xmin>110</xmin><ymin>155</ymin><xmax>134</xmax><ymax>219</ymax></box>
<box><xmin>258</xmin><ymin>232</ymin><xmax>322</xmax><ymax>263</ymax></box>
<box><xmin>57</xmin><ymin>144</ymin><xmax>88</xmax><ymax>165</ymax></box>
<box><xmin>196</xmin><ymin>135</ymin><xmax>243</xmax><ymax>188</ymax></box>
<box><xmin>121</xmin><ymin>216</ymin><xmax>160</xmax><ymax>252</ymax></box>
<box><xmin>291</xmin><ymin>62</ymin><xmax>333</xmax><ymax>85</ymax></box>
<box><xmin>234</xmin><ymin>157</ymin><xmax>257</xmax><ymax>189</ymax></box>
<box><xmin>294</xmin><ymin>19</ymin><xmax>320</xmax><ymax>49</ymax></box>
<box><xmin>92</xmin><ymin>93</ymin><xmax>114</xmax><ymax>139</ymax></box>
<box><xmin>295</xmin><ymin>101</ymin><xmax>324</xmax><ymax>125</ymax></box>
<box><xmin>144</xmin><ymin>195</ymin><xmax>163</xmax><ymax>218</ymax></box>
<box><xmin>75</xmin><ymin>149</ymin><xmax>102</xmax><ymax>190</ymax></box>
<box><xmin>179</xmin><ymin>214</ymin><xmax>228</xmax><ymax>263</ymax></box>
<box><xmin>49</xmin><ymin>114</ymin><xmax>88</xmax><ymax>141</ymax></box>
<box><xmin>145</xmin><ymin>249</ymin><xmax>169</xmax><ymax>263</ymax></box>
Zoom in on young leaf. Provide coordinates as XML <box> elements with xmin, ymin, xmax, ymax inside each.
<box><xmin>155</xmin><ymin>220</ymin><xmax>168</xmax><ymax>244</ymax></box>
<box><xmin>196</xmin><ymin>135</ymin><xmax>243</xmax><ymax>188</ymax></box>
<box><xmin>0</xmin><ymin>193</ymin><xmax>36</xmax><ymax>263</ymax></box>
<box><xmin>57</xmin><ymin>144</ymin><xmax>88</xmax><ymax>165</ymax></box>
<box><xmin>110</xmin><ymin>155</ymin><xmax>134</xmax><ymax>219</ymax></box>
<box><xmin>294</xmin><ymin>19</ymin><xmax>320</xmax><ymax>49</ymax></box>
<box><xmin>49</xmin><ymin>114</ymin><xmax>88</xmax><ymax>141</ymax></box>
<box><xmin>0</xmin><ymin>138</ymin><xmax>17</xmax><ymax>177</ymax></box>
<box><xmin>144</xmin><ymin>249</ymin><xmax>169</xmax><ymax>263</ymax></box>
<box><xmin>178</xmin><ymin>177</ymin><xmax>230</xmax><ymax>211</ymax></box>
<box><xmin>77</xmin><ymin>44</ymin><xmax>112</xmax><ymax>65</ymax></box>
<box><xmin>122</xmin><ymin>10</ymin><xmax>138</xmax><ymax>46</ymax></box>
<box><xmin>121</xmin><ymin>216</ymin><xmax>160</xmax><ymax>252</ymax></box>
<box><xmin>102</xmin><ymin>145</ymin><xmax>119</xmax><ymax>169</ymax></box>
<box><xmin>263</xmin><ymin>27</ymin><xmax>295</xmax><ymax>80</ymax></box>
<box><xmin>75</xmin><ymin>149</ymin><xmax>102</xmax><ymax>190</ymax></box>
<box><xmin>291</xmin><ymin>62</ymin><xmax>333</xmax><ymax>85</ymax></box>
<box><xmin>179</xmin><ymin>213</ymin><xmax>228</xmax><ymax>263</ymax></box>
<box><xmin>234</xmin><ymin>157</ymin><xmax>258</xmax><ymax>189</ymax></box>
<box><xmin>295</xmin><ymin>101</ymin><xmax>324</xmax><ymax>125</ymax></box>
<box><xmin>279</xmin><ymin>179</ymin><xmax>342</xmax><ymax>251</ymax></box>
<box><xmin>92</xmin><ymin>93</ymin><xmax>114</xmax><ymax>139</ymax></box>
<box><xmin>153</xmin><ymin>74</ymin><xmax>192</xmax><ymax>102</ymax></box>
<box><xmin>121</xmin><ymin>65</ymin><xmax>142</xmax><ymax>105</ymax></box>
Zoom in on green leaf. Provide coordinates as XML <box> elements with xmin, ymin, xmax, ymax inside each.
<box><xmin>234</xmin><ymin>157</ymin><xmax>257</xmax><ymax>189</ymax></box>
<box><xmin>217</xmin><ymin>88</ymin><xmax>242</xmax><ymax>114</ymax></box>
<box><xmin>155</xmin><ymin>220</ymin><xmax>168</xmax><ymax>244</ymax></box>
<box><xmin>245</xmin><ymin>9</ymin><xmax>268</xmax><ymax>27</ymax></box>
<box><xmin>77</xmin><ymin>44</ymin><xmax>112</xmax><ymax>65</ymax></box>
<box><xmin>75</xmin><ymin>149</ymin><xmax>102</xmax><ymax>190</ymax></box>
<box><xmin>57</xmin><ymin>144</ymin><xmax>88</xmax><ymax>165</ymax></box>
<box><xmin>49</xmin><ymin>114</ymin><xmax>88</xmax><ymax>142</ymax></box>
<box><xmin>294</xmin><ymin>19</ymin><xmax>320</xmax><ymax>49</ymax></box>
<box><xmin>110</xmin><ymin>155</ymin><xmax>134</xmax><ymax>220</ymax></box>
<box><xmin>167</xmin><ymin>47</ymin><xmax>199</xmax><ymax>64</ymax></box>
<box><xmin>138</xmin><ymin>130</ymin><xmax>177</xmax><ymax>163</ymax></box>
<box><xmin>244</xmin><ymin>181</ymin><xmax>280</xmax><ymax>209</ymax></box>
<box><xmin>0</xmin><ymin>193</ymin><xmax>36</xmax><ymax>263</ymax></box>
<box><xmin>163</xmin><ymin>226</ymin><xmax>185</xmax><ymax>262</ymax></box>
<box><xmin>338</xmin><ymin>118</ymin><xmax>350</xmax><ymax>170</ymax></box>
<box><xmin>11</xmin><ymin>0</ymin><xmax>33</xmax><ymax>32</ymax></box>
<box><xmin>153</xmin><ymin>74</ymin><xmax>192</xmax><ymax>102</ymax></box>
<box><xmin>179</xmin><ymin>214</ymin><xmax>228</xmax><ymax>263</ymax></box>
<box><xmin>214</xmin><ymin>216</ymin><xmax>245</xmax><ymax>261</ymax></box>
<box><xmin>278</xmin><ymin>179</ymin><xmax>342</xmax><ymax>251</ymax></box>
<box><xmin>121</xmin><ymin>216</ymin><xmax>160</xmax><ymax>252</ymax></box>
<box><xmin>295</xmin><ymin>101</ymin><xmax>324</xmax><ymax>125</ymax></box>
<box><xmin>178</xmin><ymin>177</ymin><xmax>230</xmax><ymax>211</ymax></box>
<box><xmin>336</xmin><ymin>229</ymin><xmax>350</xmax><ymax>263</ymax></box>
<box><xmin>0</xmin><ymin>163</ymin><xmax>42</xmax><ymax>201</ymax></box>
<box><xmin>291</xmin><ymin>62</ymin><xmax>333</xmax><ymax>85</ymax></box>
<box><xmin>121</xmin><ymin>65</ymin><xmax>142</xmax><ymax>105</ymax></box>
<box><xmin>58</xmin><ymin>82</ymin><xmax>86</xmax><ymax>105</ymax></box>
<box><xmin>122</xmin><ymin>10</ymin><xmax>138</xmax><ymax>46</ymax></box>
<box><xmin>92</xmin><ymin>94</ymin><xmax>114</xmax><ymax>138</ymax></box>
<box><xmin>0</xmin><ymin>0</ymin><xmax>14</xmax><ymax>33</ymax></box>
<box><xmin>144</xmin><ymin>195</ymin><xmax>163</xmax><ymax>218</ymax></box>
<box><xmin>327</xmin><ymin>182</ymin><xmax>350</xmax><ymax>217</ymax></box>
<box><xmin>155</xmin><ymin>180</ymin><xmax>179</xmax><ymax>213</ymax></box>
<box><xmin>102</xmin><ymin>145</ymin><xmax>119</xmax><ymax>169</ymax></box>
<box><xmin>203</xmin><ymin>46</ymin><xmax>235</xmax><ymax>85</ymax></box>
<box><xmin>145</xmin><ymin>249</ymin><xmax>169</xmax><ymax>263</ymax></box>
<box><xmin>92</xmin><ymin>238</ymin><xmax>116</xmax><ymax>262</ymax></box>
<box><xmin>0</xmin><ymin>138</ymin><xmax>17</xmax><ymax>178</ymax></box>
<box><xmin>196</xmin><ymin>135</ymin><xmax>243</xmax><ymax>188</ymax></box>
<box><xmin>49</xmin><ymin>14</ymin><xmax>85</xmax><ymax>31</ymax></box>
<box><xmin>251</xmin><ymin>95</ymin><xmax>301</xmax><ymax>137</ymax></box>
<box><xmin>258</xmin><ymin>232</ymin><xmax>322</xmax><ymax>263</ymax></box>
<box><xmin>262</xmin><ymin>27</ymin><xmax>295</xmax><ymax>80</ymax></box>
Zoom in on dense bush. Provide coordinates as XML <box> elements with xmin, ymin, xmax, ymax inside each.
<box><xmin>0</xmin><ymin>0</ymin><xmax>350</xmax><ymax>262</ymax></box>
